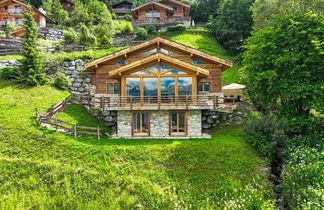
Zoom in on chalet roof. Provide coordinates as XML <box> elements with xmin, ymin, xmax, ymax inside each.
<box><xmin>131</xmin><ymin>1</ymin><xmax>174</xmax><ymax>11</ymax></box>
<box><xmin>158</xmin><ymin>0</ymin><xmax>190</xmax><ymax>8</ymax></box>
<box><xmin>108</xmin><ymin>52</ymin><xmax>210</xmax><ymax>77</ymax></box>
<box><xmin>85</xmin><ymin>37</ymin><xmax>233</xmax><ymax>70</ymax></box>
<box><xmin>113</xmin><ymin>0</ymin><xmax>133</xmax><ymax>7</ymax></box>
<box><xmin>0</xmin><ymin>0</ymin><xmax>54</xmax><ymax>23</ymax></box>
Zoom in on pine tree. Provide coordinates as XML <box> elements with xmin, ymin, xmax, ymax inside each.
<box><xmin>20</xmin><ymin>6</ymin><xmax>47</xmax><ymax>85</ymax></box>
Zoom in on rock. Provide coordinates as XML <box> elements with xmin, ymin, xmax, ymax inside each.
<box><xmin>68</xmin><ymin>66</ymin><xmax>75</xmax><ymax>71</ymax></box>
<box><xmin>202</xmin><ymin>122</ymin><xmax>210</xmax><ymax>129</ymax></box>
<box><xmin>235</xmin><ymin>121</ymin><xmax>243</xmax><ymax>125</ymax></box>
<box><xmin>102</xmin><ymin>110</ymin><xmax>110</xmax><ymax>116</ymax></box>
<box><xmin>69</xmin><ymin>61</ymin><xmax>75</xmax><ymax>66</ymax></box>
<box><xmin>105</xmin><ymin>122</ymin><xmax>116</xmax><ymax>127</ymax></box>
<box><xmin>105</xmin><ymin>116</ymin><xmax>114</xmax><ymax>122</ymax></box>
<box><xmin>73</xmin><ymin>83</ymin><xmax>81</xmax><ymax>87</ymax></box>
<box><xmin>77</xmin><ymin>87</ymin><xmax>84</xmax><ymax>92</ymax></box>
<box><xmin>84</xmin><ymin>77</ymin><xmax>91</xmax><ymax>83</ymax></box>
<box><xmin>207</xmin><ymin>117</ymin><xmax>214</xmax><ymax>124</ymax></box>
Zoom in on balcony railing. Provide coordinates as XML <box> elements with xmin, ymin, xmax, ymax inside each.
<box><xmin>0</xmin><ymin>9</ymin><xmax>23</xmax><ymax>15</ymax></box>
<box><xmin>133</xmin><ymin>17</ymin><xmax>191</xmax><ymax>25</ymax></box>
<box><xmin>78</xmin><ymin>95</ymin><xmax>240</xmax><ymax>110</ymax></box>
<box><xmin>112</xmin><ymin>9</ymin><xmax>131</xmax><ymax>13</ymax></box>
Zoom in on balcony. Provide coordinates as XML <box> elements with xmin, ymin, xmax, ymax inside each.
<box><xmin>133</xmin><ymin>17</ymin><xmax>191</xmax><ymax>26</ymax></box>
<box><xmin>112</xmin><ymin>9</ymin><xmax>131</xmax><ymax>14</ymax></box>
<box><xmin>78</xmin><ymin>95</ymin><xmax>240</xmax><ymax>111</ymax></box>
<box><xmin>1</xmin><ymin>9</ymin><xmax>23</xmax><ymax>16</ymax></box>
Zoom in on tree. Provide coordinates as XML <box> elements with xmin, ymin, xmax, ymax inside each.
<box><xmin>208</xmin><ymin>0</ymin><xmax>254</xmax><ymax>53</ymax></box>
<box><xmin>242</xmin><ymin>13</ymin><xmax>324</xmax><ymax>133</ymax></box>
<box><xmin>251</xmin><ymin>0</ymin><xmax>324</xmax><ymax>30</ymax></box>
<box><xmin>20</xmin><ymin>7</ymin><xmax>47</xmax><ymax>85</ymax></box>
<box><xmin>190</xmin><ymin>0</ymin><xmax>221</xmax><ymax>23</ymax></box>
<box><xmin>42</xmin><ymin>0</ymin><xmax>69</xmax><ymax>25</ymax></box>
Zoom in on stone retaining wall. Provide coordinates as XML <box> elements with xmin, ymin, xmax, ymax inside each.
<box><xmin>0</xmin><ymin>59</ymin><xmax>20</xmax><ymax>68</ymax></box>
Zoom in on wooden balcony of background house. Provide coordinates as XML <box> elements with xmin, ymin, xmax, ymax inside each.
<box><xmin>112</xmin><ymin>8</ymin><xmax>131</xmax><ymax>13</ymax></box>
<box><xmin>77</xmin><ymin>95</ymin><xmax>240</xmax><ymax>111</ymax></box>
<box><xmin>0</xmin><ymin>9</ymin><xmax>23</xmax><ymax>16</ymax></box>
<box><xmin>133</xmin><ymin>17</ymin><xmax>191</xmax><ymax>26</ymax></box>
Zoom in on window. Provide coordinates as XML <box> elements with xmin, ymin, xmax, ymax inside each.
<box><xmin>173</xmin><ymin>7</ymin><xmax>178</xmax><ymax>11</ymax></box>
<box><xmin>193</xmin><ymin>60</ymin><xmax>203</xmax><ymax>64</ymax></box>
<box><xmin>15</xmin><ymin>6</ymin><xmax>22</xmax><ymax>14</ymax></box>
<box><xmin>198</xmin><ymin>82</ymin><xmax>210</xmax><ymax>92</ymax></box>
<box><xmin>15</xmin><ymin>18</ymin><xmax>23</xmax><ymax>25</ymax></box>
<box><xmin>170</xmin><ymin>112</ymin><xmax>186</xmax><ymax>134</ymax></box>
<box><xmin>132</xmin><ymin>112</ymin><xmax>149</xmax><ymax>135</ymax></box>
<box><xmin>116</xmin><ymin>61</ymin><xmax>125</xmax><ymax>65</ymax></box>
<box><xmin>145</xmin><ymin>13</ymin><xmax>153</xmax><ymax>17</ymax></box>
<box><xmin>107</xmin><ymin>83</ymin><xmax>120</xmax><ymax>94</ymax></box>
<box><xmin>153</xmin><ymin>12</ymin><xmax>160</xmax><ymax>17</ymax></box>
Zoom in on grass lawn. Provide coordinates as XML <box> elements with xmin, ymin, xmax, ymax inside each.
<box><xmin>0</xmin><ymin>79</ymin><xmax>275</xmax><ymax>209</ymax></box>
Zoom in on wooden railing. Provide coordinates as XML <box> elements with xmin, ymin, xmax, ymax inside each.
<box><xmin>79</xmin><ymin>95</ymin><xmax>240</xmax><ymax>110</ymax></box>
<box><xmin>35</xmin><ymin>94</ymin><xmax>101</xmax><ymax>139</ymax></box>
<box><xmin>133</xmin><ymin>17</ymin><xmax>191</xmax><ymax>25</ymax></box>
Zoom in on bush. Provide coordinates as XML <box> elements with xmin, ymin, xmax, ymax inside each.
<box><xmin>282</xmin><ymin>146</ymin><xmax>323</xmax><ymax>209</ymax></box>
<box><xmin>123</xmin><ymin>14</ymin><xmax>133</xmax><ymax>21</ymax></box>
<box><xmin>54</xmin><ymin>43</ymin><xmax>63</xmax><ymax>52</ymax></box>
<box><xmin>4</xmin><ymin>23</ymin><xmax>19</xmax><ymax>37</ymax></box>
<box><xmin>167</xmin><ymin>24</ymin><xmax>186</xmax><ymax>32</ymax></box>
<box><xmin>135</xmin><ymin>27</ymin><xmax>148</xmax><ymax>39</ymax></box>
<box><xmin>53</xmin><ymin>73</ymin><xmax>71</xmax><ymax>89</ymax></box>
<box><xmin>114</xmin><ymin>20</ymin><xmax>134</xmax><ymax>34</ymax></box>
<box><xmin>0</xmin><ymin>67</ymin><xmax>20</xmax><ymax>80</ymax></box>
<box><xmin>243</xmin><ymin>112</ymin><xmax>289</xmax><ymax>160</ymax></box>
<box><xmin>63</xmin><ymin>28</ymin><xmax>78</xmax><ymax>45</ymax></box>
<box><xmin>145</xmin><ymin>25</ymin><xmax>156</xmax><ymax>33</ymax></box>
<box><xmin>79</xmin><ymin>24</ymin><xmax>97</xmax><ymax>46</ymax></box>
<box><xmin>100</xmin><ymin>35</ymin><xmax>112</xmax><ymax>45</ymax></box>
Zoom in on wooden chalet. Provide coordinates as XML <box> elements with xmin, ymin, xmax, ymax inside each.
<box><xmin>112</xmin><ymin>0</ymin><xmax>133</xmax><ymax>18</ymax></box>
<box><xmin>0</xmin><ymin>0</ymin><xmax>53</xmax><ymax>28</ymax></box>
<box><xmin>60</xmin><ymin>0</ymin><xmax>74</xmax><ymax>14</ymax></box>
<box><xmin>85</xmin><ymin>37</ymin><xmax>235</xmax><ymax>138</ymax></box>
<box><xmin>131</xmin><ymin>0</ymin><xmax>190</xmax><ymax>26</ymax></box>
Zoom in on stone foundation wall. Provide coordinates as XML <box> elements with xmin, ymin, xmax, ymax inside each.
<box><xmin>115</xmin><ymin>110</ymin><xmax>202</xmax><ymax>138</ymax></box>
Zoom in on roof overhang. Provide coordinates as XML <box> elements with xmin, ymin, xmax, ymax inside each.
<box><xmin>158</xmin><ymin>0</ymin><xmax>190</xmax><ymax>8</ymax></box>
<box><xmin>108</xmin><ymin>53</ymin><xmax>210</xmax><ymax>78</ymax></box>
<box><xmin>85</xmin><ymin>37</ymin><xmax>233</xmax><ymax>71</ymax></box>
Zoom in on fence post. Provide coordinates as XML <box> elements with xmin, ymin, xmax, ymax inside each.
<box><xmin>74</xmin><ymin>124</ymin><xmax>77</xmax><ymax>138</ymax></box>
<box><xmin>55</xmin><ymin>118</ymin><xmax>58</xmax><ymax>130</ymax></box>
<box><xmin>216</xmin><ymin>96</ymin><xmax>219</xmax><ymax>108</ymax></box>
<box><xmin>186</xmin><ymin>95</ymin><xmax>188</xmax><ymax>110</ymax></box>
<box><xmin>97</xmin><ymin>127</ymin><xmax>100</xmax><ymax>140</ymax></box>
<box><xmin>35</xmin><ymin>107</ymin><xmax>39</xmax><ymax>122</ymax></box>
<box><xmin>213</xmin><ymin>95</ymin><xmax>216</xmax><ymax>110</ymax></box>
<box><xmin>130</xmin><ymin>96</ymin><xmax>133</xmax><ymax>110</ymax></box>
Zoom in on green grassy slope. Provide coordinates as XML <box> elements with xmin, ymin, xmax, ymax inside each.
<box><xmin>0</xmin><ymin>80</ymin><xmax>274</xmax><ymax>209</ymax></box>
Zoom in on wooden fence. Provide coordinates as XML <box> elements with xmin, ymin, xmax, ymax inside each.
<box><xmin>35</xmin><ymin>94</ymin><xmax>101</xmax><ymax>140</ymax></box>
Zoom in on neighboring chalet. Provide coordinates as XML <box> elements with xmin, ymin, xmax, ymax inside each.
<box><xmin>85</xmin><ymin>37</ymin><xmax>235</xmax><ymax>138</ymax></box>
<box><xmin>131</xmin><ymin>0</ymin><xmax>190</xmax><ymax>26</ymax></box>
<box><xmin>60</xmin><ymin>0</ymin><xmax>74</xmax><ymax>14</ymax></box>
<box><xmin>112</xmin><ymin>0</ymin><xmax>133</xmax><ymax>19</ymax></box>
<box><xmin>0</xmin><ymin>0</ymin><xmax>53</xmax><ymax>28</ymax></box>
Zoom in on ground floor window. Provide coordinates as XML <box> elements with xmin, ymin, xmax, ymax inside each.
<box><xmin>170</xmin><ymin>111</ymin><xmax>187</xmax><ymax>134</ymax></box>
<box><xmin>132</xmin><ymin>112</ymin><xmax>150</xmax><ymax>135</ymax></box>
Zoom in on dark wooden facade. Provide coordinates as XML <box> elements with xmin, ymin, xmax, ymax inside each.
<box><xmin>60</xmin><ymin>0</ymin><xmax>74</xmax><ymax>14</ymax></box>
<box><xmin>85</xmin><ymin>37</ymin><xmax>232</xmax><ymax>96</ymax></box>
<box><xmin>112</xmin><ymin>0</ymin><xmax>133</xmax><ymax>18</ymax></box>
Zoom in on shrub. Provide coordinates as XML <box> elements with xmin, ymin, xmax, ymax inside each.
<box><xmin>113</xmin><ymin>20</ymin><xmax>134</xmax><ymax>34</ymax></box>
<box><xmin>63</xmin><ymin>28</ymin><xmax>78</xmax><ymax>45</ymax></box>
<box><xmin>145</xmin><ymin>25</ymin><xmax>156</xmax><ymax>33</ymax></box>
<box><xmin>282</xmin><ymin>146</ymin><xmax>323</xmax><ymax>209</ymax></box>
<box><xmin>79</xmin><ymin>24</ymin><xmax>97</xmax><ymax>46</ymax></box>
<box><xmin>4</xmin><ymin>23</ymin><xmax>19</xmax><ymax>37</ymax></box>
<box><xmin>111</xmin><ymin>13</ymin><xmax>117</xmax><ymax>20</ymax></box>
<box><xmin>123</xmin><ymin>14</ymin><xmax>133</xmax><ymax>21</ymax></box>
<box><xmin>135</xmin><ymin>27</ymin><xmax>148</xmax><ymax>39</ymax></box>
<box><xmin>54</xmin><ymin>43</ymin><xmax>63</xmax><ymax>52</ymax></box>
<box><xmin>0</xmin><ymin>67</ymin><xmax>20</xmax><ymax>80</ymax></box>
<box><xmin>167</xmin><ymin>24</ymin><xmax>186</xmax><ymax>32</ymax></box>
<box><xmin>243</xmin><ymin>112</ymin><xmax>289</xmax><ymax>160</ymax></box>
<box><xmin>53</xmin><ymin>73</ymin><xmax>71</xmax><ymax>89</ymax></box>
<box><xmin>100</xmin><ymin>35</ymin><xmax>112</xmax><ymax>45</ymax></box>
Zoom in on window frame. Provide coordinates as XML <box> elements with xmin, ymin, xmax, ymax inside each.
<box><xmin>107</xmin><ymin>82</ymin><xmax>120</xmax><ymax>94</ymax></box>
<box><xmin>169</xmin><ymin>111</ymin><xmax>187</xmax><ymax>135</ymax></box>
<box><xmin>131</xmin><ymin>111</ymin><xmax>150</xmax><ymax>136</ymax></box>
<box><xmin>198</xmin><ymin>82</ymin><xmax>210</xmax><ymax>92</ymax></box>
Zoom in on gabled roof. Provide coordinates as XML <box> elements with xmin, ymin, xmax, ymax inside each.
<box><xmin>108</xmin><ymin>52</ymin><xmax>210</xmax><ymax>77</ymax></box>
<box><xmin>85</xmin><ymin>37</ymin><xmax>233</xmax><ymax>70</ymax></box>
<box><xmin>0</xmin><ymin>0</ymin><xmax>54</xmax><ymax>23</ymax></box>
<box><xmin>131</xmin><ymin>1</ymin><xmax>174</xmax><ymax>12</ymax></box>
<box><xmin>158</xmin><ymin>0</ymin><xmax>190</xmax><ymax>8</ymax></box>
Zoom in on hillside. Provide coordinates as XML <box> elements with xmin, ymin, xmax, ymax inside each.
<box><xmin>0</xmin><ymin>79</ymin><xmax>274</xmax><ymax>208</ymax></box>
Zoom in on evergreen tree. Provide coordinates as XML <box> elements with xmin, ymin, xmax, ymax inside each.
<box><xmin>20</xmin><ymin>7</ymin><xmax>47</xmax><ymax>85</ymax></box>
<box><xmin>208</xmin><ymin>0</ymin><xmax>254</xmax><ymax>53</ymax></box>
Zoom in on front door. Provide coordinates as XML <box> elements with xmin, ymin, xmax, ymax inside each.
<box><xmin>132</xmin><ymin>112</ymin><xmax>150</xmax><ymax>135</ymax></box>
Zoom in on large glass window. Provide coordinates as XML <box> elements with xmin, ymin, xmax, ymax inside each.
<box><xmin>126</xmin><ymin>78</ymin><xmax>140</xmax><ymax>102</ymax></box>
<box><xmin>170</xmin><ymin>112</ymin><xmax>186</xmax><ymax>134</ymax></box>
<box><xmin>133</xmin><ymin>112</ymin><xmax>149</xmax><ymax>134</ymax></box>
<box><xmin>143</xmin><ymin>77</ymin><xmax>158</xmax><ymax>103</ymax></box>
<box><xmin>161</xmin><ymin>77</ymin><xmax>175</xmax><ymax>102</ymax></box>
<box><xmin>178</xmin><ymin>77</ymin><xmax>192</xmax><ymax>96</ymax></box>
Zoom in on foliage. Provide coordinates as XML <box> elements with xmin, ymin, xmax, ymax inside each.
<box><xmin>145</xmin><ymin>25</ymin><xmax>156</xmax><ymax>33</ymax></box>
<box><xmin>79</xmin><ymin>24</ymin><xmax>97</xmax><ymax>46</ymax></box>
<box><xmin>3</xmin><ymin>23</ymin><xmax>19</xmax><ymax>37</ymax></box>
<box><xmin>52</xmin><ymin>73</ymin><xmax>71</xmax><ymax>89</ymax></box>
<box><xmin>63</xmin><ymin>28</ymin><xmax>78</xmax><ymax>45</ymax></box>
<box><xmin>282</xmin><ymin>146</ymin><xmax>324</xmax><ymax>209</ymax></box>
<box><xmin>167</xmin><ymin>24</ymin><xmax>186</xmax><ymax>32</ymax></box>
<box><xmin>243</xmin><ymin>112</ymin><xmax>289</xmax><ymax>161</ymax></box>
<box><xmin>114</xmin><ymin>20</ymin><xmax>134</xmax><ymax>34</ymax></box>
<box><xmin>0</xmin><ymin>79</ymin><xmax>275</xmax><ymax>208</ymax></box>
<box><xmin>208</xmin><ymin>0</ymin><xmax>254</xmax><ymax>53</ymax></box>
<box><xmin>19</xmin><ymin>7</ymin><xmax>47</xmax><ymax>86</ymax></box>
<box><xmin>100</xmin><ymin>35</ymin><xmax>112</xmax><ymax>45</ymax></box>
<box><xmin>42</xmin><ymin>0</ymin><xmax>69</xmax><ymax>25</ymax></box>
<box><xmin>0</xmin><ymin>67</ymin><xmax>20</xmax><ymax>80</ymax></box>
<box><xmin>123</xmin><ymin>14</ymin><xmax>133</xmax><ymax>21</ymax></box>
<box><xmin>135</xmin><ymin>27</ymin><xmax>148</xmax><ymax>39</ymax></box>
<box><xmin>251</xmin><ymin>0</ymin><xmax>324</xmax><ymax>30</ymax></box>
<box><xmin>242</xmin><ymin>13</ymin><xmax>324</xmax><ymax>133</ymax></box>
<box><xmin>190</xmin><ymin>0</ymin><xmax>221</xmax><ymax>23</ymax></box>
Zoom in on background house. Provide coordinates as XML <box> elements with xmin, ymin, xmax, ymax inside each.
<box><xmin>131</xmin><ymin>0</ymin><xmax>190</xmax><ymax>26</ymax></box>
<box><xmin>112</xmin><ymin>0</ymin><xmax>133</xmax><ymax>19</ymax></box>
<box><xmin>60</xmin><ymin>0</ymin><xmax>74</xmax><ymax>14</ymax></box>
<box><xmin>0</xmin><ymin>0</ymin><xmax>53</xmax><ymax>28</ymax></box>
